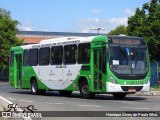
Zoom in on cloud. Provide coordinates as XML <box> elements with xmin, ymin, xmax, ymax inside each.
<box><xmin>92</xmin><ymin>9</ymin><xmax>101</xmax><ymax>14</ymax></box>
<box><xmin>108</xmin><ymin>17</ymin><xmax>128</xmax><ymax>25</ymax></box>
<box><xmin>19</xmin><ymin>26</ymin><xmax>33</xmax><ymax>31</ymax></box>
<box><xmin>124</xmin><ymin>8</ymin><xmax>135</xmax><ymax>16</ymax></box>
<box><xmin>17</xmin><ymin>21</ymin><xmax>33</xmax><ymax>31</ymax></box>
<box><xmin>75</xmin><ymin>17</ymin><xmax>128</xmax><ymax>34</ymax></box>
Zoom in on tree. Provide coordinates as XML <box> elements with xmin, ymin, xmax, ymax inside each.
<box><xmin>108</xmin><ymin>25</ymin><xmax>127</xmax><ymax>35</ymax></box>
<box><xmin>127</xmin><ymin>0</ymin><xmax>160</xmax><ymax>61</ymax></box>
<box><xmin>0</xmin><ymin>8</ymin><xmax>22</xmax><ymax>70</ymax></box>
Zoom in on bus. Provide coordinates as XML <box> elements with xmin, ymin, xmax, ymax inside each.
<box><xmin>9</xmin><ymin>35</ymin><xmax>150</xmax><ymax>99</ymax></box>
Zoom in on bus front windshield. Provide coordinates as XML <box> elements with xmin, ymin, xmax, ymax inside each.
<box><xmin>109</xmin><ymin>46</ymin><xmax>148</xmax><ymax>75</ymax></box>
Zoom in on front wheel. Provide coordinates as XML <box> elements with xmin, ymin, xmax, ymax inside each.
<box><xmin>79</xmin><ymin>81</ymin><xmax>95</xmax><ymax>99</ymax></box>
<box><xmin>112</xmin><ymin>93</ymin><xmax>127</xmax><ymax>100</ymax></box>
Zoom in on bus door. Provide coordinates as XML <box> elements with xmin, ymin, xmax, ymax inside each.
<box><xmin>93</xmin><ymin>46</ymin><xmax>106</xmax><ymax>92</ymax></box>
<box><xmin>15</xmin><ymin>54</ymin><xmax>22</xmax><ymax>88</ymax></box>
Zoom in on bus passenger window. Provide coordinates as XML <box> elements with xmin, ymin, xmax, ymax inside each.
<box><xmin>50</xmin><ymin>46</ymin><xmax>63</xmax><ymax>65</ymax></box>
<box><xmin>28</xmin><ymin>49</ymin><xmax>38</xmax><ymax>66</ymax></box>
<box><xmin>10</xmin><ymin>51</ymin><xmax>14</xmax><ymax>67</ymax></box>
<box><xmin>78</xmin><ymin>43</ymin><xmax>90</xmax><ymax>64</ymax></box>
<box><xmin>64</xmin><ymin>45</ymin><xmax>77</xmax><ymax>64</ymax></box>
<box><xmin>39</xmin><ymin>47</ymin><xmax>50</xmax><ymax>66</ymax></box>
<box><xmin>23</xmin><ymin>50</ymin><xmax>28</xmax><ymax>66</ymax></box>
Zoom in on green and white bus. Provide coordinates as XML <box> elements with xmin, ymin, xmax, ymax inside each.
<box><xmin>9</xmin><ymin>35</ymin><xmax>150</xmax><ymax>99</ymax></box>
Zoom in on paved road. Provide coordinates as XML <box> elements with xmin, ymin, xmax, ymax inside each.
<box><xmin>0</xmin><ymin>81</ymin><xmax>160</xmax><ymax>120</ymax></box>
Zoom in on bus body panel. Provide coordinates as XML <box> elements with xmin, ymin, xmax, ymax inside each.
<box><xmin>9</xmin><ymin>35</ymin><xmax>150</xmax><ymax>95</ymax></box>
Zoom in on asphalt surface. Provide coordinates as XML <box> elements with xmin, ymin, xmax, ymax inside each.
<box><xmin>0</xmin><ymin>81</ymin><xmax>160</xmax><ymax>120</ymax></box>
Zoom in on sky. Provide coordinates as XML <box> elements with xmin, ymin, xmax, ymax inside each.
<box><xmin>0</xmin><ymin>0</ymin><xmax>150</xmax><ymax>33</ymax></box>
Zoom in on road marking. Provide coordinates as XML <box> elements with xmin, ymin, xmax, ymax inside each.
<box><xmin>76</xmin><ymin>104</ymin><xmax>101</xmax><ymax>108</ymax></box>
<box><xmin>0</xmin><ymin>96</ymin><xmax>13</xmax><ymax>104</ymax></box>
<box><xmin>45</xmin><ymin>102</ymin><xmax>64</xmax><ymax>105</ymax></box>
<box><xmin>7</xmin><ymin>98</ymin><xmax>15</xmax><ymax>101</ymax></box>
<box><xmin>19</xmin><ymin>100</ymin><xmax>35</xmax><ymax>103</ymax></box>
<box><xmin>0</xmin><ymin>96</ymin><xmax>32</xmax><ymax>120</ymax></box>
<box><xmin>120</xmin><ymin>107</ymin><xmax>150</xmax><ymax>110</ymax></box>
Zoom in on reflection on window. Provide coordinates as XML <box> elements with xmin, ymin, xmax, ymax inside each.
<box><xmin>23</xmin><ymin>50</ymin><xmax>28</xmax><ymax>66</ymax></box>
<box><xmin>39</xmin><ymin>47</ymin><xmax>50</xmax><ymax>66</ymax></box>
<box><xmin>64</xmin><ymin>45</ymin><xmax>77</xmax><ymax>64</ymax></box>
<box><xmin>10</xmin><ymin>51</ymin><xmax>14</xmax><ymax>67</ymax></box>
<box><xmin>28</xmin><ymin>49</ymin><xmax>38</xmax><ymax>66</ymax></box>
<box><xmin>50</xmin><ymin>46</ymin><xmax>63</xmax><ymax>65</ymax></box>
<box><xmin>78</xmin><ymin>43</ymin><xmax>90</xmax><ymax>64</ymax></box>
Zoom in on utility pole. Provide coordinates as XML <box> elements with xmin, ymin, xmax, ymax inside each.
<box><xmin>91</xmin><ymin>27</ymin><xmax>105</xmax><ymax>35</ymax></box>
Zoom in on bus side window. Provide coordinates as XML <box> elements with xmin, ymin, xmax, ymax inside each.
<box><xmin>23</xmin><ymin>50</ymin><xmax>28</xmax><ymax>66</ymax></box>
<box><xmin>78</xmin><ymin>43</ymin><xmax>90</xmax><ymax>64</ymax></box>
<box><xmin>39</xmin><ymin>47</ymin><xmax>50</xmax><ymax>66</ymax></box>
<box><xmin>64</xmin><ymin>45</ymin><xmax>77</xmax><ymax>64</ymax></box>
<box><xmin>50</xmin><ymin>46</ymin><xmax>63</xmax><ymax>65</ymax></box>
<box><xmin>28</xmin><ymin>49</ymin><xmax>38</xmax><ymax>66</ymax></box>
<box><xmin>10</xmin><ymin>51</ymin><xmax>14</xmax><ymax>67</ymax></box>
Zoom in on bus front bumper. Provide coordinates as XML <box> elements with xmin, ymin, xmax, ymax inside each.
<box><xmin>106</xmin><ymin>82</ymin><xmax>150</xmax><ymax>93</ymax></box>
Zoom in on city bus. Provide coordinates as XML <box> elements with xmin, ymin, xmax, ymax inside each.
<box><xmin>9</xmin><ymin>35</ymin><xmax>150</xmax><ymax>99</ymax></box>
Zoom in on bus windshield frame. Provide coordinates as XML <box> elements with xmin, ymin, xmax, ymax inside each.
<box><xmin>108</xmin><ymin>37</ymin><xmax>149</xmax><ymax>76</ymax></box>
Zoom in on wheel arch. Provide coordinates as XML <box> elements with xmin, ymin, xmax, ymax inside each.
<box><xmin>78</xmin><ymin>76</ymin><xmax>91</xmax><ymax>91</ymax></box>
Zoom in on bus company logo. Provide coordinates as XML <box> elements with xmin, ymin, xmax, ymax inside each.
<box><xmin>2</xmin><ymin>103</ymin><xmax>42</xmax><ymax>118</ymax></box>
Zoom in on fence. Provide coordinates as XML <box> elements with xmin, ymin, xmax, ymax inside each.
<box><xmin>150</xmin><ymin>62</ymin><xmax>160</xmax><ymax>87</ymax></box>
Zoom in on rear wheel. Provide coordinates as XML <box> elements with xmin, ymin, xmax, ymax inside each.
<box><xmin>112</xmin><ymin>93</ymin><xmax>127</xmax><ymax>100</ymax></box>
<box><xmin>31</xmin><ymin>80</ymin><xmax>39</xmax><ymax>95</ymax></box>
<box><xmin>31</xmin><ymin>80</ymin><xmax>46</xmax><ymax>95</ymax></box>
<box><xmin>79</xmin><ymin>80</ymin><xmax>95</xmax><ymax>99</ymax></box>
<box><xmin>59</xmin><ymin>91</ymin><xmax>72</xmax><ymax>97</ymax></box>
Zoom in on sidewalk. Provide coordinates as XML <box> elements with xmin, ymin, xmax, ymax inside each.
<box><xmin>135</xmin><ymin>91</ymin><xmax>160</xmax><ymax>96</ymax></box>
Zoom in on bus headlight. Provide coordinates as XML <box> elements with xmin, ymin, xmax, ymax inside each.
<box><xmin>110</xmin><ymin>76</ymin><xmax>118</xmax><ymax>84</ymax></box>
<box><xmin>145</xmin><ymin>77</ymin><xmax>150</xmax><ymax>84</ymax></box>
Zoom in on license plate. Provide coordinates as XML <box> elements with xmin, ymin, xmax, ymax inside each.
<box><xmin>128</xmin><ymin>89</ymin><xmax>136</xmax><ymax>92</ymax></box>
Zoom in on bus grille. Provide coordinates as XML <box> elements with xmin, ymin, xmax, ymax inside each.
<box><xmin>121</xmin><ymin>86</ymin><xmax>143</xmax><ymax>91</ymax></box>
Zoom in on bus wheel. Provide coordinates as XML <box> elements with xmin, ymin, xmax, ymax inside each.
<box><xmin>31</xmin><ymin>80</ymin><xmax>39</xmax><ymax>95</ymax></box>
<box><xmin>59</xmin><ymin>91</ymin><xmax>72</xmax><ymax>97</ymax></box>
<box><xmin>79</xmin><ymin>80</ymin><xmax>95</xmax><ymax>99</ymax></box>
<box><xmin>112</xmin><ymin>93</ymin><xmax>127</xmax><ymax>100</ymax></box>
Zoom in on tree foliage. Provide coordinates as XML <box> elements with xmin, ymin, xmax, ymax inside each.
<box><xmin>0</xmin><ymin>8</ymin><xmax>22</xmax><ymax>70</ymax></box>
<box><xmin>127</xmin><ymin>0</ymin><xmax>160</xmax><ymax>61</ymax></box>
<box><xmin>108</xmin><ymin>25</ymin><xmax>127</xmax><ymax>35</ymax></box>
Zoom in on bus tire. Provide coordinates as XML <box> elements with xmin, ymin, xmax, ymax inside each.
<box><xmin>59</xmin><ymin>91</ymin><xmax>72</xmax><ymax>97</ymax></box>
<box><xmin>31</xmin><ymin>80</ymin><xmax>39</xmax><ymax>95</ymax></box>
<box><xmin>79</xmin><ymin>80</ymin><xmax>95</xmax><ymax>99</ymax></box>
<box><xmin>112</xmin><ymin>93</ymin><xmax>127</xmax><ymax>100</ymax></box>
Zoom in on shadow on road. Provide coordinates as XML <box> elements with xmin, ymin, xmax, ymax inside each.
<box><xmin>10</xmin><ymin>90</ymin><xmax>147</xmax><ymax>101</ymax></box>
